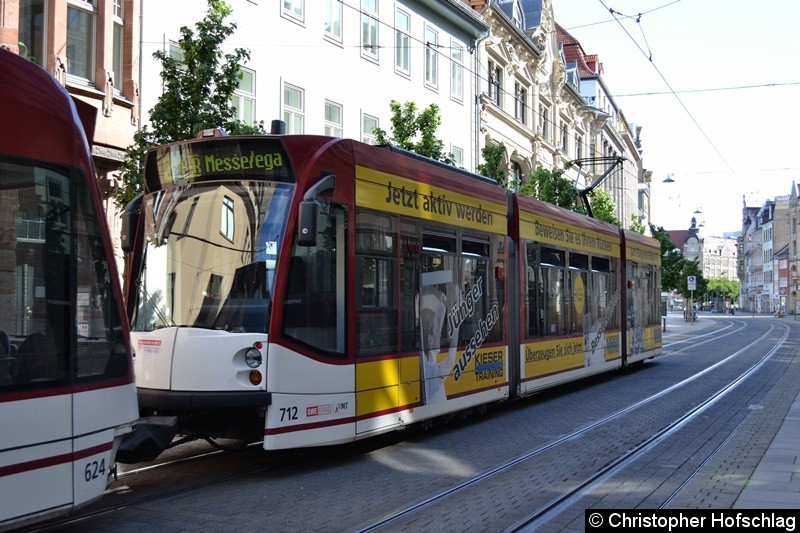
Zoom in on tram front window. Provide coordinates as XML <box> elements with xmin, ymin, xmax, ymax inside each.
<box><xmin>133</xmin><ymin>181</ymin><xmax>292</xmax><ymax>333</ymax></box>
<box><xmin>0</xmin><ymin>158</ymin><xmax>127</xmax><ymax>387</ymax></box>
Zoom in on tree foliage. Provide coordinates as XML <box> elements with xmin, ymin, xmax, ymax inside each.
<box><xmin>629</xmin><ymin>214</ymin><xmax>647</xmax><ymax>235</ymax></box>
<box><xmin>113</xmin><ymin>0</ymin><xmax>263</xmax><ymax>209</ymax></box>
<box><xmin>518</xmin><ymin>165</ymin><xmax>577</xmax><ymax>210</ymax></box>
<box><xmin>587</xmin><ymin>189</ymin><xmax>620</xmax><ymax>226</ymax></box>
<box><xmin>706</xmin><ymin>277</ymin><xmax>740</xmax><ymax>301</ymax></box>
<box><xmin>476</xmin><ymin>143</ymin><xmax>508</xmax><ymax>186</ymax></box>
<box><xmin>676</xmin><ymin>259</ymin><xmax>706</xmax><ymax>299</ymax></box>
<box><xmin>515</xmin><ymin>165</ymin><xmax>621</xmax><ymax>226</ymax></box>
<box><xmin>373</xmin><ymin>100</ymin><xmax>454</xmax><ymax>164</ymax></box>
<box><xmin>650</xmin><ymin>224</ymin><xmax>707</xmax><ymax>296</ymax></box>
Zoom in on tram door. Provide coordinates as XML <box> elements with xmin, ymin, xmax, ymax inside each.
<box><xmin>354</xmin><ymin>212</ymin><xmax>402</xmax><ymax>434</ymax></box>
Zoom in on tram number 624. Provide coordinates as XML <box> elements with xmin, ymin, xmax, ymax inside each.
<box><xmin>279</xmin><ymin>406</ymin><xmax>298</xmax><ymax>421</ymax></box>
<box><xmin>84</xmin><ymin>459</ymin><xmax>106</xmax><ymax>482</ymax></box>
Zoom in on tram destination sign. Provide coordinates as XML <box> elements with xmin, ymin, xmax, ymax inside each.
<box><xmin>145</xmin><ymin>138</ymin><xmax>293</xmax><ymax>191</ymax></box>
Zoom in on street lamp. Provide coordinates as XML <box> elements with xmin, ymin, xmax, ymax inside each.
<box><xmin>663</xmin><ymin>173</ymin><xmax>675</xmax><ymax>183</ymax></box>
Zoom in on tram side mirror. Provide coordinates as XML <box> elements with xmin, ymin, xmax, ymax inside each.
<box><xmin>121</xmin><ymin>193</ymin><xmax>143</xmax><ymax>254</ymax></box>
<box><xmin>297</xmin><ymin>200</ymin><xmax>318</xmax><ymax>247</ymax></box>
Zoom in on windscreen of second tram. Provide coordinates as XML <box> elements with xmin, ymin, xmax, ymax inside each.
<box><xmin>132</xmin><ymin>181</ymin><xmax>293</xmax><ymax>334</ymax></box>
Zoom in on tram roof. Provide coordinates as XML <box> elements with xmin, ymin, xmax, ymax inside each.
<box><xmin>0</xmin><ymin>49</ymin><xmax>93</xmax><ymax>171</ymax></box>
<box><xmin>514</xmin><ymin>193</ymin><xmax>620</xmax><ymax>238</ymax></box>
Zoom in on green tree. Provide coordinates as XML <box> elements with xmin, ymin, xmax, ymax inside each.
<box><xmin>587</xmin><ymin>189</ymin><xmax>620</xmax><ymax>226</ymax></box>
<box><xmin>706</xmin><ymin>277</ymin><xmax>740</xmax><ymax>307</ymax></box>
<box><xmin>516</xmin><ymin>165</ymin><xmax>622</xmax><ymax>226</ymax></box>
<box><xmin>114</xmin><ymin>0</ymin><xmax>263</xmax><ymax>209</ymax></box>
<box><xmin>518</xmin><ymin>165</ymin><xmax>577</xmax><ymax>210</ymax></box>
<box><xmin>678</xmin><ymin>259</ymin><xmax>706</xmax><ymax>300</ymax></box>
<box><xmin>373</xmin><ymin>100</ymin><xmax>454</xmax><ymax>164</ymax></box>
<box><xmin>476</xmin><ymin>143</ymin><xmax>508</xmax><ymax>186</ymax></box>
<box><xmin>629</xmin><ymin>214</ymin><xmax>647</xmax><ymax>235</ymax></box>
<box><xmin>650</xmin><ymin>224</ymin><xmax>695</xmax><ymax>294</ymax></box>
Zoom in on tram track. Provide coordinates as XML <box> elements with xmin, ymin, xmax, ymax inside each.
<box><xmin>351</xmin><ymin>320</ymin><xmax>794</xmax><ymax>532</ymax></box>
<box><xmin>509</xmin><ymin>322</ymin><xmax>793</xmax><ymax>531</ymax></box>
<box><xmin>26</xmin><ymin>444</ymin><xmax>269</xmax><ymax>533</ymax></box>
<box><xmin>28</xmin><ymin>318</ymin><xmax>799</xmax><ymax>532</ymax></box>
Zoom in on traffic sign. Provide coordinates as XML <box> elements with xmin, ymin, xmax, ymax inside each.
<box><xmin>687</xmin><ymin>275</ymin><xmax>696</xmax><ymax>291</ymax></box>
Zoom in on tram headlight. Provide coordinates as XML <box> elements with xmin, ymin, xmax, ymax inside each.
<box><xmin>245</xmin><ymin>347</ymin><xmax>262</xmax><ymax>368</ymax></box>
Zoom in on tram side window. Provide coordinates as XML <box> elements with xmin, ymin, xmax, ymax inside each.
<box><xmin>626</xmin><ymin>262</ymin><xmax>637</xmax><ymax>328</ymax></box>
<box><xmin>525</xmin><ymin>243</ymin><xmax>544</xmax><ymax>337</ymax></box>
<box><xmin>541</xmin><ymin>247</ymin><xmax>565</xmax><ymax>336</ymax></box>
<box><xmin>282</xmin><ymin>204</ymin><xmax>346</xmax><ymax>357</ymax></box>
<box><xmin>568</xmin><ymin>253</ymin><xmax>588</xmax><ymax>334</ymax></box>
<box><xmin>460</xmin><ymin>237</ymin><xmax>502</xmax><ymax>345</ymax></box>
<box><xmin>639</xmin><ymin>264</ymin><xmax>658</xmax><ymax>326</ymax></box>
<box><xmin>399</xmin><ymin>230</ymin><xmax>421</xmax><ymax>352</ymax></box>
<box><xmin>648</xmin><ymin>265</ymin><xmax>661</xmax><ymax>325</ymax></box>
<box><xmin>355</xmin><ymin>211</ymin><xmax>397</xmax><ymax>355</ymax></box>
<box><xmin>420</xmin><ymin>231</ymin><xmax>458</xmax><ymax>352</ymax></box>
<box><xmin>591</xmin><ymin>256</ymin><xmax>616</xmax><ymax>330</ymax></box>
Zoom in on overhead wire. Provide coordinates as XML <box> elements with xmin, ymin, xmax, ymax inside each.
<box><xmin>615</xmin><ymin>81</ymin><xmax>800</xmax><ymax>97</ymax></box>
<box><xmin>595</xmin><ymin>0</ymin><xmax>744</xmax><ymax>188</ymax></box>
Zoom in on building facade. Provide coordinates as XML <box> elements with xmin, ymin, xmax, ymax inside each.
<box><xmin>3</xmin><ymin>0</ymin><xmax>651</xmax><ymax>256</ymax></box>
<box><xmin>139</xmin><ymin>0</ymin><xmax>488</xmax><ymax>171</ymax></box>
<box><xmin>1</xmin><ymin>0</ymin><xmax>141</xmax><ymax>272</ymax></box>
<box><xmin>469</xmin><ymin>0</ymin><xmax>647</xmax><ymax>230</ymax></box>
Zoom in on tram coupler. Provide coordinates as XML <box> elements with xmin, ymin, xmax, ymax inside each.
<box><xmin>116</xmin><ymin>416</ymin><xmax>178</xmax><ymax>463</ymax></box>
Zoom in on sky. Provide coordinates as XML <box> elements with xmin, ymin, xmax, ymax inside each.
<box><xmin>553</xmin><ymin>0</ymin><xmax>800</xmax><ymax>237</ymax></box>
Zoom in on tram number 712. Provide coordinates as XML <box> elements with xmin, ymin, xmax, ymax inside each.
<box><xmin>84</xmin><ymin>459</ymin><xmax>107</xmax><ymax>482</ymax></box>
<box><xmin>279</xmin><ymin>406</ymin><xmax>299</xmax><ymax>422</ymax></box>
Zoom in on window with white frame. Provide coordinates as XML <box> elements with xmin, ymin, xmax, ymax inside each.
<box><xmin>66</xmin><ymin>0</ymin><xmax>96</xmax><ymax>81</ymax></box>
<box><xmin>394</xmin><ymin>8</ymin><xmax>410</xmax><ymax>75</ymax></box>
<box><xmin>282</xmin><ymin>0</ymin><xmax>303</xmax><ymax>22</ymax></box>
<box><xmin>362</xmin><ymin>113</ymin><xmax>379</xmax><ymax>145</ymax></box>
<box><xmin>324</xmin><ymin>0</ymin><xmax>341</xmax><ymax>41</ymax></box>
<box><xmin>232</xmin><ymin>67</ymin><xmax>256</xmax><ymax>125</ymax></box>
<box><xmin>576</xmin><ymin>135</ymin><xmax>583</xmax><ymax>160</ymax></box>
<box><xmin>451</xmin><ymin>146</ymin><xmax>464</xmax><ymax>168</ymax></box>
<box><xmin>361</xmin><ymin>0</ymin><xmax>379</xmax><ymax>61</ymax></box>
<box><xmin>539</xmin><ymin>104</ymin><xmax>550</xmax><ymax>140</ymax></box>
<box><xmin>424</xmin><ymin>26</ymin><xmax>438</xmax><ymax>89</ymax></box>
<box><xmin>514</xmin><ymin>82</ymin><xmax>527</xmax><ymax>124</ymax></box>
<box><xmin>450</xmin><ymin>42</ymin><xmax>464</xmax><ymax>102</ymax></box>
<box><xmin>560</xmin><ymin>121</ymin><xmax>568</xmax><ymax>151</ymax></box>
<box><xmin>325</xmin><ymin>100</ymin><xmax>343</xmax><ymax>137</ymax></box>
<box><xmin>488</xmin><ymin>60</ymin><xmax>501</xmax><ymax>107</ymax></box>
<box><xmin>112</xmin><ymin>0</ymin><xmax>123</xmax><ymax>89</ymax></box>
<box><xmin>283</xmin><ymin>83</ymin><xmax>304</xmax><ymax>134</ymax></box>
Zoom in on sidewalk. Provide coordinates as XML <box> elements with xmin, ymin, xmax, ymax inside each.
<box><xmin>661</xmin><ymin>311</ymin><xmax>800</xmax><ymax>509</ymax></box>
<box><xmin>733</xmin><ymin>394</ymin><xmax>800</xmax><ymax>508</ymax></box>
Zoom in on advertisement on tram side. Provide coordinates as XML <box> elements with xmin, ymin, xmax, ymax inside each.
<box><xmin>518</xmin><ymin>210</ymin><xmax>621</xmax><ymax>257</ymax></box>
<box><xmin>521</xmin><ymin>331</ymin><xmax>621</xmax><ymax>381</ymax></box>
<box><xmin>354</xmin><ymin>165</ymin><xmax>507</xmax><ymax>234</ymax></box>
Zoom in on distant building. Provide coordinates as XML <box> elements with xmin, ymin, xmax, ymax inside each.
<box><xmin>667</xmin><ymin>217</ymin><xmax>738</xmax><ymax>281</ymax></box>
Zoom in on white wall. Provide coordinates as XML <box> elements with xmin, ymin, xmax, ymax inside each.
<box><xmin>139</xmin><ymin>0</ymin><xmax>484</xmax><ymax>169</ymax></box>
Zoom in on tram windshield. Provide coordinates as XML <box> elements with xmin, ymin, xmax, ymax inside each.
<box><xmin>132</xmin><ymin>181</ymin><xmax>293</xmax><ymax>333</ymax></box>
<box><xmin>0</xmin><ymin>157</ymin><xmax>128</xmax><ymax>387</ymax></box>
